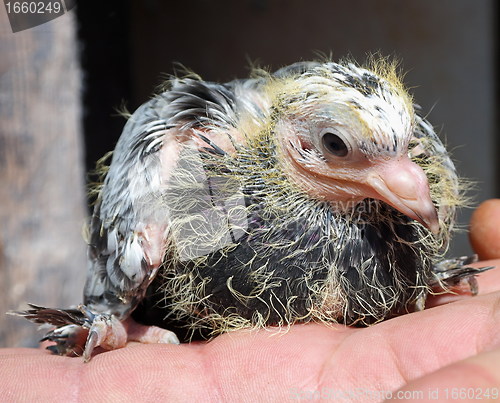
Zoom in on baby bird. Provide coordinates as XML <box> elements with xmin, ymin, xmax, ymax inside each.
<box><xmin>15</xmin><ymin>60</ymin><xmax>487</xmax><ymax>360</ymax></box>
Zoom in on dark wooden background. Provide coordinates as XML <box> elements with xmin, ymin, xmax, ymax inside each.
<box><xmin>1</xmin><ymin>0</ymin><xmax>497</xmax><ymax>347</ymax></box>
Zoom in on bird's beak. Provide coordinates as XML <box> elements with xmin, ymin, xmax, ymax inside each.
<box><xmin>365</xmin><ymin>157</ymin><xmax>440</xmax><ymax>234</ymax></box>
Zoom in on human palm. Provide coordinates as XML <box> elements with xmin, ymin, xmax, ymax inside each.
<box><xmin>1</xmin><ymin>201</ymin><xmax>499</xmax><ymax>402</ymax></box>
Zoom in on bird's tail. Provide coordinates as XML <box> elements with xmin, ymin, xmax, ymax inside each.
<box><xmin>8</xmin><ymin>304</ymin><xmax>87</xmax><ymax>327</ymax></box>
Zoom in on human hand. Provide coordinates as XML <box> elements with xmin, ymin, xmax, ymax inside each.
<box><xmin>1</xmin><ymin>200</ymin><xmax>499</xmax><ymax>402</ymax></box>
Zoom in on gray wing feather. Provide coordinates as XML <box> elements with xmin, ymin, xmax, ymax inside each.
<box><xmin>85</xmin><ymin>98</ymin><xmax>172</xmax><ymax>317</ymax></box>
<box><xmin>84</xmin><ymin>78</ymin><xmax>247</xmax><ymax>318</ymax></box>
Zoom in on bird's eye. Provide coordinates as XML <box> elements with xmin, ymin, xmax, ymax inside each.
<box><xmin>322</xmin><ymin>132</ymin><xmax>349</xmax><ymax>157</ymax></box>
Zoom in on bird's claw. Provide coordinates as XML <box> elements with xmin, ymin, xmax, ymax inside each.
<box><xmin>80</xmin><ymin>311</ymin><xmax>128</xmax><ymax>361</ymax></box>
<box><xmin>36</xmin><ymin>305</ymin><xmax>129</xmax><ymax>360</ymax></box>
<box><xmin>9</xmin><ymin>304</ymin><xmax>127</xmax><ymax>360</ymax></box>
<box><xmin>80</xmin><ymin>312</ymin><xmax>181</xmax><ymax>360</ymax></box>
<box><xmin>41</xmin><ymin>324</ymin><xmax>88</xmax><ymax>357</ymax></box>
<box><xmin>10</xmin><ymin>303</ymin><xmax>180</xmax><ymax>360</ymax></box>
<box><xmin>431</xmin><ymin>254</ymin><xmax>494</xmax><ymax>295</ymax></box>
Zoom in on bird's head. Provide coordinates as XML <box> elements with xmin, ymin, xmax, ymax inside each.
<box><xmin>268</xmin><ymin>61</ymin><xmax>439</xmax><ymax>233</ymax></box>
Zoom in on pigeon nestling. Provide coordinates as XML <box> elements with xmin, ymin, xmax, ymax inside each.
<box><xmin>15</xmin><ymin>59</ymin><xmax>487</xmax><ymax>360</ymax></box>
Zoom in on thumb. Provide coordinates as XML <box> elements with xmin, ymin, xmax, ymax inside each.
<box><xmin>469</xmin><ymin>199</ymin><xmax>500</xmax><ymax>260</ymax></box>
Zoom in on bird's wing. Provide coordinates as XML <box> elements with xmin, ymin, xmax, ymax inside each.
<box><xmin>84</xmin><ymin>78</ymin><xmax>262</xmax><ymax>319</ymax></box>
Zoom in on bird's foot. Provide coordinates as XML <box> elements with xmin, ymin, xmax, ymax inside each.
<box><xmin>431</xmin><ymin>254</ymin><xmax>494</xmax><ymax>295</ymax></box>
<box><xmin>10</xmin><ymin>304</ymin><xmax>180</xmax><ymax>361</ymax></box>
<box><xmin>79</xmin><ymin>308</ymin><xmax>128</xmax><ymax>361</ymax></box>
<box><xmin>78</xmin><ymin>311</ymin><xmax>180</xmax><ymax>361</ymax></box>
<box><xmin>124</xmin><ymin>317</ymin><xmax>181</xmax><ymax>345</ymax></box>
<box><xmin>38</xmin><ymin>312</ymin><xmax>127</xmax><ymax>361</ymax></box>
<box><xmin>41</xmin><ymin>324</ymin><xmax>89</xmax><ymax>357</ymax></box>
